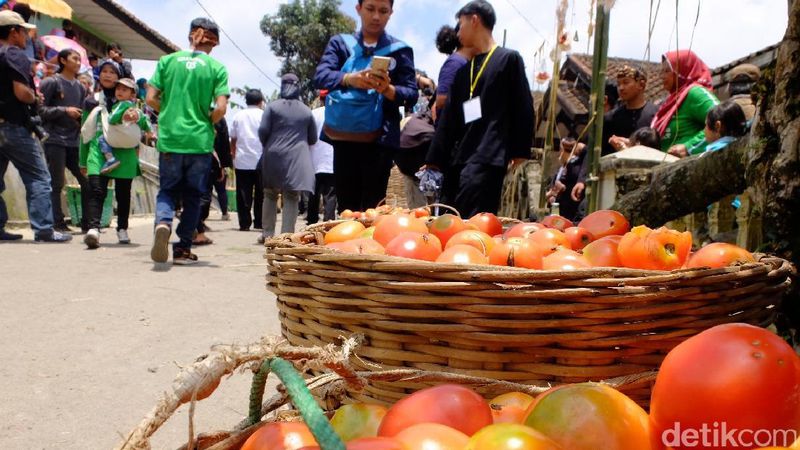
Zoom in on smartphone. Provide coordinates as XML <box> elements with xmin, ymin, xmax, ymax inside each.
<box><xmin>370</xmin><ymin>56</ymin><xmax>391</xmax><ymax>75</ymax></box>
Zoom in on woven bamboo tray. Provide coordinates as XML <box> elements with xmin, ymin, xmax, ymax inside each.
<box><xmin>265</xmin><ymin>222</ymin><xmax>794</xmax><ymax>406</ymax></box>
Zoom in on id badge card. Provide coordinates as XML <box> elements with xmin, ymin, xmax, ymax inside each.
<box><xmin>463</xmin><ymin>96</ymin><xmax>482</xmax><ymax>124</ymax></box>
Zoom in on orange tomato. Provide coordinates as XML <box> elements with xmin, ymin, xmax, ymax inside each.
<box><xmin>329</xmin><ymin>403</ymin><xmax>387</xmax><ymax>441</ymax></box>
<box><xmin>563</xmin><ymin>226</ymin><xmax>594</xmax><ymax>251</ymax></box>
<box><xmin>465</xmin><ymin>423</ymin><xmax>563</xmax><ymax>450</ymax></box>
<box><xmin>324</xmin><ymin>221</ymin><xmax>366</xmax><ymax>244</ymax></box>
<box><xmin>337</xmin><ymin>238</ymin><xmax>386</xmax><ymax>255</ymax></box>
<box><xmin>582</xmin><ymin>235</ymin><xmax>623</xmax><ymax>267</ymax></box>
<box><xmin>373</xmin><ymin>214</ymin><xmax>428</xmax><ymax>247</ymax></box>
<box><xmin>428</xmin><ymin>214</ymin><xmax>470</xmax><ymax>246</ymax></box>
<box><xmin>505</xmin><ymin>222</ymin><xmax>546</xmax><ymax>239</ymax></box>
<box><xmin>385</xmin><ymin>232</ymin><xmax>442</xmax><ymax>261</ymax></box>
<box><xmin>299</xmin><ymin>437</ymin><xmax>406</xmax><ymax>450</ymax></box>
<box><xmin>540</xmin><ymin>214</ymin><xmax>573</xmax><ymax>232</ymax></box>
<box><xmin>578</xmin><ymin>209</ymin><xmax>630</xmax><ymax>239</ymax></box>
<box><xmin>542</xmin><ymin>249</ymin><xmax>592</xmax><ymax>270</ymax></box>
<box><xmin>528</xmin><ymin>228</ymin><xmax>571</xmax><ymax>254</ymax></box>
<box><xmin>394</xmin><ymin>423</ymin><xmax>470</xmax><ymax>450</ymax></box>
<box><xmin>241</xmin><ymin>422</ymin><xmax>318</xmax><ymax>450</ymax></box>
<box><xmin>340</xmin><ymin>209</ymin><xmax>356</xmax><ymax>219</ymax></box>
<box><xmin>489</xmin><ymin>237</ymin><xmax>545</xmax><ymax>269</ymax></box>
<box><xmin>468</xmin><ymin>212</ymin><xmax>504</xmax><ymax>236</ymax></box>
<box><xmin>524</xmin><ymin>383</ymin><xmax>650</xmax><ymax>450</ymax></box>
<box><xmin>618</xmin><ymin>225</ymin><xmax>692</xmax><ymax>271</ymax></box>
<box><xmin>413</xmin><ymin>207</ymin><xmax>431</xmax><ymax>218</ymax></box>
<box><xmin>446</xmin><ymin>230</ymin><xmax>495</xmax><ymax>255</ymax></box>
<box><xmin>436</xmin><ymin>244</ymin><xmax>489</xmax><ymax>264</ymax></box>
<box><xmin>685</xmin><ymin>242</ymin><xmax>755</xmax><ymax>268</ymax></box>
<box><xmin>360</xmin><ymin>226</ymin><xmax>376</xmax><ymax>239</ymax></box>
<box><xmin>489</xmin><ymin>392</ymin><xmax>535</xmax><ymax>424</ymax></box>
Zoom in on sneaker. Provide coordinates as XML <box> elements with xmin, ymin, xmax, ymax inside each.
<box><xmin>34</xmin><ymin>230</ymin><xmax>73</xmax><ymax>243</ymax></box>
<box><xmin>54</xmin><ymin>223</ymin><xmax>73</xmax><ymax>233</ymax></box>
<box><xmin>83</xmin><ymin>228</ymin><xmax>100</xmax><ymax>249</ymax></box>
<box><xmin>221</xmin><ymin>213</ymin><xmax>230</xmax><ymax>221</ymax></box>
<box><xmin>0</xmin><ymin>230</ymin><xmax>23</xmax><ymax>241</ymax></box>
<box><xmin>117</xmin><ymin>229</ymin><xmax>130</xmax><ymax>244</ymax></box>
<box><xmin>100</xmin><ymin>158</ymin><xmax>121</xmax><ymax>174</ymax></box>
<box><xmin>173</xmin><ymin>247</ymin><xmax>199</xmax><ymax>265</ymax></box>
<box><xmin>150</xmin><ymin>223</ymin><xmax>171</xmax><ymax>263</ymax></box>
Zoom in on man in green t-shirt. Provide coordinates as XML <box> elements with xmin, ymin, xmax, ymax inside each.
<box><xmin>146</xmin><ymin>18</ymin><xmax>230</xmax><ymax>265</ymax></box>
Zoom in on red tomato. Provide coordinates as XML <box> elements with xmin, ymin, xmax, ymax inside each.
<box><xmin>468</xmin><ymin>212</ymin><xmax>504</xmax><ymax>236</ymax></box>
<box><xmin>446</xmin><ymin>230</ymin><xmax>495</xmax><ymax>255</ymax></box>
<box><xmin>465</xmin><ymin>423</ymin><xmax>563</xmax><ymax>450</ymax></box>
<box><xmin>650</xmin><ymin>323</ymin><xmax>800</xmax><ymax>450</ymax></box>
<box><xmin>563</xmin><ymin>226</ymin><xmax>594</xmax><ymax>251</ymax></box>
<box><xmin>488</xmin><ymin>237</ymin><xmax>545</xmax><ymax>269</ymax></box>
<box><xmin>241</xmin><ymin>422</ymin><xmax>318</xmax><ymax>450</ymax></box>
<box><xmin>394</xmin><ymin>423</ymin><xmax>470</xmax><ymax>450</ymax></box>
<box><xmin>489</xmin><ymin>392</ymin><xmax>536</xmax><ymax>424</ymax></box>
<box><xmin>436</xmin><ymin>244</ymin><xmax>489</xmax><ymax>264</ymax></box>
<box><xmin>325</xmin><ymin>221</ymin><xmax>366</xmax><ymax>244</ymax></box>
<box><xmin>524</xmin><ymin>383</ymin><xmax>650</xmax><ymax>450</ymax></box>
<box><xmin>542</xmin><ymin>249</ymin><xmax>592</xmax><ymax>270</ymax></box>
<box><xmin>337</xmin><ymin>238</ymin><xmax>386</xmax><ymax>255</ymax></box>
<box><xmin>540</xmin><ymin>214</ymin><xmax>574</xmax><ymax>232</ymax></box>
<box><xmin>528</xmin><ymin>228</ymin><xmax>571</xmax><ymax>254</ymax></box>
<box><xmin>505</xmin><ymin>222</ymin><xmax>545</xmax><ymax>239</ymax></box>
<box><xmin>373</xmin><ymin>214</ymin><xmax>428</xmax><ymax>246</ymax></box>
<box><xmin>578</xmin><ymin>209</ymin><xmax>630</xmax><ymax>239</ymax></box>
<box><xmin>299</xmin><ymin>437</ymin><xmax>405</xmax><ymax>450</ymax></box>
<box><xmin>428</xmin><ymin>214</ymin><xmax>469</xmax><ymax>246</ymax></box>
<box><xmin>385</xmin><ymin>232</ymin><xmax>442</xmax><ymax>261</ymax></box>
<box><xmin>329</xmin><ymin>403</ymin><xmax>387</xmax><ymax>441</ymax></box>
<box><xmin>378</xmin><ymin>384</ymin><xmax>493</xmax><ymax>437</ymax></box>
<box><xmin>582</xmin><ymin>235</ymin><xmax>623</xmax><ymax>267</ymax></box>
<box><xmin>686</xmin><ymin>242</ymin><xmax>755</xmax><ymax>268</ymax></box>
<box><xmin>413</xmin><ymin>207</ymin><xmax>431</xmax><ymax>218</ymax></box>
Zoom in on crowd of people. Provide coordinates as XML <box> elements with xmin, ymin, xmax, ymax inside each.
<box><xmin>0</xmin><ymin>0</ymin><xmax>760</xmax><ymax>265</ymax></box>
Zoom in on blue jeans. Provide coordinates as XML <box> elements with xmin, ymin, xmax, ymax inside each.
<box><xmin>0</xmin><ymin>122</ymin><xmax>54</xmax><ymax>234</ymax></box>
<box><xmin>155</xmin><ymin>152</ymin><xmax>212</xmax><ymax>250</ymax></box>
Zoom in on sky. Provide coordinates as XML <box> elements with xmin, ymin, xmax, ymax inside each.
<box><xmin>116</xmin><ymin>0</ymin><xmax>789</xmax><ymax>104</ymax></box>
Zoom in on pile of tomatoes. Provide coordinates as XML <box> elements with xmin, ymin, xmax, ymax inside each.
<box><xmin>323</xmin><ymin>208</ymin><xmax>755</xmax><ymax>271</ymax></box>
<box><xmin>241</xmin><ymin>323</ymin><xmax>800</xmax><ymax>450</ymax></box>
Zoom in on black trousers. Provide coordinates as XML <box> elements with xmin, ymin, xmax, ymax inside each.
<box><xmin>307</xmin><ymin>172</ymin><xmax>337</xmax><ymax>224</ymax></box>
<box><xmin>442</xmin><ymin>163</ymin><xmax>506</xmax><ymax>218</ymax></box>
<box><xmin>45</xmin><ymin>144</ymin><xmax>88</xmax><ymax>228</ymax></box>
<box><xmin>213</xmin><ymin>173</ymin><xmax>228</xmax><ymax>214</ymax></box>
<box><xmin>332</xmin><ymin>141</ymin><xmax>392</xmax><ymax>213</ymax></box>
<box><xmin>86</xmin><ymin>175</ymin><xmax>131</xmax><ymax>231</ymax></box>
<box><xmin>235</xmin><ymin>169</ymin><xmax>262</xmax><ymax>230</ymax></box>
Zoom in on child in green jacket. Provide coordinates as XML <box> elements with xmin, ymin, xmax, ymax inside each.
<box><xmin>98</xmin><ymin>78</ymin><xmax>150</xmax><ymax>173</ymax></box>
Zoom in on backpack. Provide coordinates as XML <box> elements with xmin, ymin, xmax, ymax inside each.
<box><xmin>323</xmin><ymin>34</ymin><xmax>408</xmax><ymax>143</ymax></box>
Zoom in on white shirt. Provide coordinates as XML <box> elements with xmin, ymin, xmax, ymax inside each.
<box><xmin>230</xmin><ymin>106</ymin><xmax>264</xmax><ymax>170</ymax></box>
<box><xmin>310</xmin><ymin>106</ymin><xmax>333</xmax><ymax>174</ymax></box>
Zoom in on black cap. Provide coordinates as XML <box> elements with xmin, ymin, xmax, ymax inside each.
<box><xmin>190</xmin><ymin>17</ymin><xmax>220</xmax><ymax>38</ymax></box>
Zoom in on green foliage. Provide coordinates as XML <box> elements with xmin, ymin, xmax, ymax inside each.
<box><xmin>260</xmin><ymin>0</ymin><xmax>356</xmax><ymax>104</ymax></box>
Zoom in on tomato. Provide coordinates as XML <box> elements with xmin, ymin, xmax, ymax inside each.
<box><xmin>528</xmin><ymin>228</ymin><xmax>571</xmax><ymax>254</ymax></box>
<box><xmin>489</xmin><ymin>237</ymin><xmax>524</xmax><ymax>266</ymax></box>
<box><xmin>340</xmin><ymin>209</ymin><xmax>356</xmax><ymax>219</ymax></box>
<box><xmin>428</xmin><ymin>214</ymin><xmax>470</xmax><ymax>246</ymax></box>
<box><xmin>465</xmin><ymin>423</ymin><xmax>563</xmax><ymax>450</ymax></box>
<box><xmin>505</xmin><ymin>222</ymin><xmax>545</xmax><ymax>239</ymax></box>
<box><xmin>446</xmin><ymin>230</ymin><xmax>495</xmax><ymax>255</ymax></box>
<box><xmin>540</xmin><ymin>214</ymin><xmax>573</xmax><ymax>232</ymax></box>
<box><xmin>299</xmin><ymin>437</ymin><xmax>405</xmax><ymax>450</ymax></box>
<box><xmin>524</xmin><ymin>383</ymin><xmax>650</xmax><ymax>450</ymax></box>
<box><xmin>413</xmin><ymin>207</ymin><xmax>431</xmax><ymax>218</ymax></box>
<box><xmin>329</xmin><ymin>403</ymin><xmax>387</xmax><ymax>441</ymax></box>
<box><xmin>578</xmin><ymin>209</ymin><xmax>630</xmax><ymax>239</ymax></box>
<box><xmin>373</xmin><ymin>214</ymin><xmax>428</xmax><ymax>246</ymax></box>
<box><xmin>686</xmin><ymin>242</ymin><xmax>755</xmax><ymax>269</ymax></box>
<box><xmin>542</xmin><ymin>249</ymin><xmax>591</xmax><ymax>270</ymax></box>
<box><xmin>436</xmin><ymin>244</ymin><xmax>489</xmax><ymax>264</ymax></box>
<box><xmin>582</xmin><ymin>235</ymin><xmax>623</xmax><ymax>267</ymax></box>
<box><xmin>364</xmin><ymin>208</ymin><xmax>379</xmax><ymax>220</ymax></box>
<box><xmin>650</xmin><ymin>323</ymin><xmax>800</xmax><ymax>450</ymax></box>
<box><xmin>360</xmin><ymin>226</ymin><xmax>376</xmax><ymax>239</ymax></box>
<box><xmin>325</xmin><ymin>221</ymin><xmax>367</xmax><ymax>244</ymax></box>
<box><xmin>488</xmin><ymin>237</ymin><xmax>545</xmax><ymax>269</ymax></box>
<box><xmin>241</xmin><ymin>422</ymin><xmax>318</xmax><ymax>450</ymax></box>
<box><xmin>563</xmin><ymin>226</ymin><xmax>594</xmax><ymax>251</ymax></box>
<box><xmin>337</xmin><ymin>238</ymin><xmax>385</xmax><ymax>255</ymax></box>
<box><xmin>489</xmin><ymin>392</ymin><xmax>535</xmax><ymax>424</ymax></box>
<box><xmin>385</xmin><ymin>232</ymin><xmax>442</xmax><ymax>261</ymax></box>
<box><xmin>618</xmin><ymin>225</ymin><xmax>692</xmax><ymax>271</ymax></box>
<box><xmin>378</xmin><ymin>384</ymin><xmax>493</xmax><ymax>437</ymax></box>
<box><xmin>468</xmin><ymin>212</ymin><xmax>504</xmax><ymax>236</ymax></box>
<box><xmin>394</xmin><ymin>423</ymin><xmax>470</xmax><ymax>450</ymax></box>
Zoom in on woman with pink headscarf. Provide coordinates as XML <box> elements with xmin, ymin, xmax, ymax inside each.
<box><xmin>651</xmin><ymin>49</ymin><xmax>720</xmax><ymax>157</ymax></box>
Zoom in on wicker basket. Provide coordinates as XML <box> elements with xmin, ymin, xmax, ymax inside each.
<box><xmin>265</xmin><ymin>222</ymin><xmax>794</xmax><ymax>406</ymax></box>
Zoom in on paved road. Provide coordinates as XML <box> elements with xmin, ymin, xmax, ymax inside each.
<box><xmin>0</xmin><ymin>214</ymin><xmax>290</xmax><ymax>449</ymax></box>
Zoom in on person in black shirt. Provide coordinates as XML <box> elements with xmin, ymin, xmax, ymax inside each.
<box><xmin>0</xmin><ymin>11</ymin><xmax>71</xmax><ymax>242</ymax></box>
<box><xmin>426</xmin><ymin>0</ymin><xmax>534</xmax><ymax>217</ymax></box>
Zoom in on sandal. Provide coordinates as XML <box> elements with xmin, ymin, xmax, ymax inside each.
<box><xmin>192</xmin><ymin>237</ymin><xmax>214</xmax><ymax>246</ymax></box>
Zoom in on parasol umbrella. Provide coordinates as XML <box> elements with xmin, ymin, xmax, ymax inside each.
<box><xmin>13</xmin><ymin>0</ymin><xmax>72</xmax><ymax>19</ymax></box>
<box><xmin>39</xmin><ymin>34</ymin><xmax>90</xmax><ymax>68</ymax></box>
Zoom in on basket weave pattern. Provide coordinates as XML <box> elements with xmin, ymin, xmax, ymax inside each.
<box><xmin>266</xmin><ymin>224</ymin><xmax>793</xmax><ymax>404</ymax></box>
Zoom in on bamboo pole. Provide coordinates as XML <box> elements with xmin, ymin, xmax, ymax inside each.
<box><xmin>586</xmin><ymin>1</ymin><xmax>611</xmax><ymax>213</ymax></box>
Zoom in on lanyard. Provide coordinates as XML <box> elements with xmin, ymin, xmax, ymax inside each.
<box><xmin>470</xmin><ymin>45</ymin><xmax>498</xmax><ymax>99</ymax></box>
